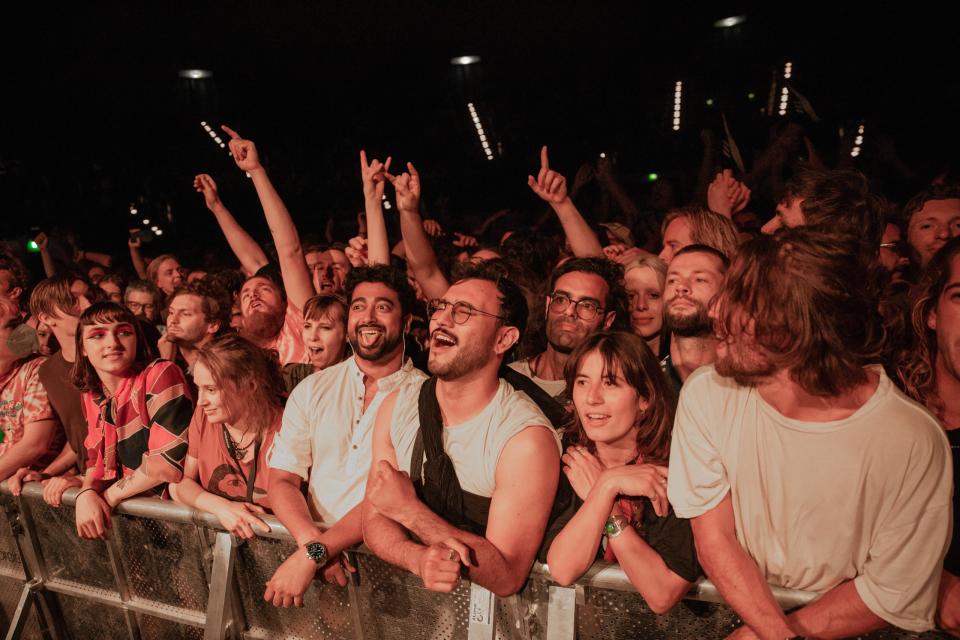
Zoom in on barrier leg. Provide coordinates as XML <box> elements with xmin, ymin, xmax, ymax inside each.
<box><xmin>4</xmin><ymin>584</ymin><xmax>35</xmax><ymax>640</ymax></box>
<box><xmin>343</xmin><ymin>550</ymin><xmax>365</xmax><ymax>640</ymax></box>
<box><xmin>468</xmin><ymin>583</ymin><xmax>496</xmax><ymax>640</ymax></box>
<box><xmin>204</xmin><ymin>531</ymin><xmax>236</xmax><ymax>640</ymax></box>
<box><xmin>546</xmin><ymin>585</ymin><xmax>576</xmax><ymax>640</ymax></box>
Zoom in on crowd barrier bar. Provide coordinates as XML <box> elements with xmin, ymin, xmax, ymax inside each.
<box><xmin>0</xmin><ymin>482</ymin><xmax>942</xmax><ymax>640</ymax></box>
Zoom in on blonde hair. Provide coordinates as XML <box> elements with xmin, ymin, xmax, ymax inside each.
<box><xmin>661</xmin><ymin>206</ymin><xmax>741</xmax><ymax>260</ymax></box>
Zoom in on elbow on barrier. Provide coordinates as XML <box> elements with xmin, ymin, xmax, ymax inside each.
<box><xmin>0</xmin><ymin>482</ymin><xmax>912</xmax><ymax>639</ymax></box>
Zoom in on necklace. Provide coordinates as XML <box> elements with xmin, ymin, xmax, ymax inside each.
<box><xmin>223</xmin><ymin>426</ymin><xmax>254</xmax><ymax>459</ymax></box>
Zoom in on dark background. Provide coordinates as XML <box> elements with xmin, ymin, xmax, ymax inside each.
<box><xmin>2</xmin><ymin>2</ymin><xmax>957</xmax><ymax>266</ymax></box>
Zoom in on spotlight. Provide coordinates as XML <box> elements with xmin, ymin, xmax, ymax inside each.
<box><xmin>450</xmin><ymin>55</ymin><xmax>481</xmax><ymax>66</ymax></box>
<box><xmin>713</xmin><ymin>15</ymin><xmax>746</xmax><ymax>28</ymax></box>
<box><xmin>178</xmin><ymin>69</ymin><xmax>213</xmax><ymax>79</ymax></box>
<box><xmin>672</xmin><ymin>81</ymin><xmax>682</xmax><ymax>131</ymax></box>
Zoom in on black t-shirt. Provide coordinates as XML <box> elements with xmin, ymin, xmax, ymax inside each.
<box><xmin>37</xmin><ymin>352</ymin><xmax>87</xmax><ymax>473</ymax></box>
<box><xmin>945</xmin><ymin>428</ymin><xmax>960</xmax><ymax>576</ymax></box>
<box><xmin>539</xmin><ymin>475</ymin><xmax>701</xmax><ymax>583</ymax></box>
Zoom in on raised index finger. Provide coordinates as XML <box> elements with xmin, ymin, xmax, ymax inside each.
<box><xmin>360</xmin><ymin>149</ymin><xmax>369</xmax><ymax>170</ymax></box>
<box><xmin>221</xmin><ymin>124</ymin><xmax>241</xmax><ymax>140</ymax></box>
<box><xmin>540</xmin><ymin>145</ymin><xmax>550</xmax><ymax>170</ymax></box>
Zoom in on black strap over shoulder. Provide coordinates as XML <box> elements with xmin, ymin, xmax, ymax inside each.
<box><xmin>498</xmin><ymin>364</ymin><xmax>568</xmax><ymax>429</ymax></box>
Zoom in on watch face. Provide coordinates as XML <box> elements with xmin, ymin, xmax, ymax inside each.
<box><xmin>305</xmin><ymin>542</ymin><xmax>327</xmax><ymax>564</ymax></box>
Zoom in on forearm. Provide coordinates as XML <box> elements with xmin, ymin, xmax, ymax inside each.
<box><xmin>0</xmin><ymin>436</ymin><xmax>54</xmax><ymax>481</ymax></box>
<box><xmin>694</xmin><ymin>528</ymin><xmax>795</xmax><ymax>639</ymax></box>
<box><xmin>269</xmin><ymin>475</ymin><xmax>323</xmax><ymax>546</ymax></box>
<box><xmin>398</xmin><ymin>209</ymin><xmax>448</xmax><ymax>300</ymax></box>
<box><xmin>248</xmin><ymin>167</ymin><xmax>313</xmax><ymax>308</ymax></box>
<box><xmin>362</xmin><ymin>501</ymin><xmax>424</xmax><ymax>575</ymax></box>
<box><xmin>39</xmin><ymin>249</ymin><xmax>57</xmax><ymax>277</ymax></box>
<box><xmin>363</xmin><ymin>197</ymin><xmax>391</xmax><ymax>266</ymax></box>
<box><xmin>81</xmin><ymin>251</ymin><xmax>112</xmax><ymax>268</ymax></box>
<box><xmin>609</xmin><ymin>528</ymin><xmax>691</xmax><ymax>613</ymax></box>
<box><xmin>40</xmin><ymin>443</ymin><xmax>79</xmax><ymax>477</ymax></box>
<box><xmin>551</xmin><ymin>199</ymin><xmax>603</xmax><ymax>257</ymax></box>
<box><xmin>102</xmin><ymin>467</ymin><xmax>166</xmax><ymax>508</ymax></box>
<box><xmin>167</xmin><ymin>476</ymin><xmax>208</xmax><ymax>509</ymax></box>
<box><xmin>129</xmin><ymin>245</ymin><xmax>147</xmax><ymax>279</ymax></box>
<box><xmin>546</xmin><ymin>488</ymin><xmax>613</xmax><ymax>585</ymax></box>
<box><xmin>787</xmin><ymin>580</ymin><xmax>886</xmax><ymax>638</ymax></box>
<box><xmin>317</xmin><ymin>504</ymin><xmax>364</xmax><ymax>557</ymax></box>
<box><xmin>210</xmin><ymin>202</ymin><xmax>269</xmax><ymax>275</ymax></box>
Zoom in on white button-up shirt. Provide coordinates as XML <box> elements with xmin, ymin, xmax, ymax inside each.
<box><xmin>269</xmin><ymin>357</ymin><xmax>426</xmax><ymax>523</ymax></box>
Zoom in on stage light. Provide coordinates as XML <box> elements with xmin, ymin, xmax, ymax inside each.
<box><xmin>778</xmin><ymin>86</ymin><xmax>790</xmax><ymax>116</ymax></box>
<box><xmin>155</xmin><ymin>229</ymin><xmax>164</xmax><ymax>236</ymax></box>
<box><xmin>179</xmin><ymin>69</ymin><xmax>213</xmax><ymax>79</ymax></box>
<box><xmin>647</xmin><ymin>173</ymin><xmax>659</xmax><ymax>182</ymax></box>
<box><xmin>466</xmin><ymin>102</ymin><xmax>495</xmax><ymax>160</ymax></box>
<box><xmin>450</xmin><ymin>56</ymin><xmax>481</xmax><ymax>66</ymax></box>
<box><xmin>706</xmin><ymin>98</ymin><xmax>714</xmax><ymax>106</ymax></box>
<box><xmin>130</xmin><ymin>206</ymin><xmax>138</xmax><ymax>215</ymax></box>
<box><xmin>143</xmin><ymin>219</ymin><xmax>150</xmax><ymax>225</ymax></box>
<box><xmin>672</xmin><ymin>81</ymin><xmax>682</xmax><ymax>131</ymax></box>
<box><xmin>783</xmin><ymin>61</ymin><xmax>793</xmax><ymax>80</ymax></box>
<box><xmin>851</xmin><ymin>122</ymin><xmax>865</xmax><ymax>158</ymax></box>
<box><xmin>713</xmin><ymin>15</ymin><xmax>746</xmax><ymax>28</ymax></box>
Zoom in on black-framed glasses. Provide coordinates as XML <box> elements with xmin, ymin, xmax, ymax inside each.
<box><xmin>548</xmin><ymin>292</ymin><xmax>605</xmax><ymax>321</ymax></box>
<box><xmin>427</xmin><ymin>299</ymin><xmax>505</xmax><ymax>325</ymax></box>
<box><xmin>126</xmin><ymin>301</ymin><xmax>156</xmax><ymax>313</ymax></box>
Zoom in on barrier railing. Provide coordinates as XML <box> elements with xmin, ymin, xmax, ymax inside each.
<box><xmin>0</xmin><ymin>482</ymin><xmax>944</xmax><ymax>639</ymax></box>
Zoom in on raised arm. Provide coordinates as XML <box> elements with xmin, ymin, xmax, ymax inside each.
<box><xmin>128</xmin><ymin>234</ymin><xmax>148</xmax><ymax>279</ymax></box>
<box><xmin>194</xmin><ymin>173</ymin><xmax>269</xmax><ymax>276</ymax></box>
<box><xmin>223</xmin><ymin>125</ymin><xmax>314</xmax><ymax>310</ymax></box>
<box><xmin>34</xmin><ymin>233</ymin><xmax>57</xmax><ymax>277</ymax></box>
<box><xmin>528</xmin><ymin>146</ymin><xmax>604</xmax><ymax>257</ymax></box>
<box><xmin>387</xmin><ymin>163</ymin><xmax>450</xmax><ymax>300</ymax></box>
<box><xmin>369</xmin><ymin>425</ymin><xmax>560</xmax><ymax>597</ymax></box>
<box><xmin>360</xmin><ymin>151</ymin><xmax>392</xmax><ymax>265</ymax></box>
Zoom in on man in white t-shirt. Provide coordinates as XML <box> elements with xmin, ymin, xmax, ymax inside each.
<box><xmin>362</xmin><ymin>262</ymin><xmax>561</xmax><ymax>597</ymax></box>
<box><xmin>668</xmin><ymin>228</ymin><xmax>953</xmax><ymax>637</ymax></box>
<box><xmin>264</xmin><ymin>265</ymin><xmax>426</xmax><ymax>608</ymax></box>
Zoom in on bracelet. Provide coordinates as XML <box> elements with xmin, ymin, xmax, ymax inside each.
<box><xmin>74</xmin><ymin>488</ymin><xmax>96</xmax><ymax>501</ymax></box>
<box><xmin>604</xmin><ymin>514</ymin><xmax>631</xmax><ymax>539</ymax></box>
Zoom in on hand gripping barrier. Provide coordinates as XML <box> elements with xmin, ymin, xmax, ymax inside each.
<box><xmin>0</xmin><ymin>482</ymin><xmax>947</xmax><ymax>639</ymax></box>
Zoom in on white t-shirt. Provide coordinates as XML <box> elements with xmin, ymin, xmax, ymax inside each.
<box><xmin>667</xmin><ymin>365</ymin><xmax>953</xmax><ymax>632</ymax></box>
<box><xmin>270</xmin><ymin>357</ymin><xmax>427</xmax><ymax>523</ymax></box>
<box><xmin>391</xmin><ymin>378</ymin><xmax>561</xmax><ymax>497</ymax></box>
<box><xmin>507</xmin><ymin>358</ymin><xmax>567</xmax><ymax>401</ymax></box>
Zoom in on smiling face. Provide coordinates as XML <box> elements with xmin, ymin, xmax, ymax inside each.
<box><xmin>624</xmin><ymin>266</ymin><xmax>663</xmax><ymax>340</ymax></box>
<box><xmin>428</xmin><ymin>279</ymin><xmax>510</xmax><ymax>380</ymax></box>
<box><xmin>303</xmin><ymin>308</ymin><xmax>347</xmax><ymax>369</ymax></box>
<box><xmin>572</xmin><ymin>350</ymin><xmax>646</xmax><ymax>449</ymax></box>
<box><xmin>193</xmin><ymin>361</ymin><xmax>238</xmax><ymax>426</ymax></box>
<box><xmin>908</xmin><ymin>198</ymin><xmax>960</xmax><ymax>267</ymax></box>
<box><xmin>81</xmin><ymin>321</ymin><xmax>138</xmax><ymax>381</ymax></box>
<box><xmin>346</xmin><ymin>281</ymin><xmax>405</xmax><ymax>362</ymax></box>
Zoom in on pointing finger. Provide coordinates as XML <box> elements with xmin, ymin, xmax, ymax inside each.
<box><xmin>221</xmin><ymin>124</ymin><xmax>241</xmax><ymax>140</ymax></box>
<box><xmin>540</xmin><ymin>145</ymin><xmax>549</xmax><ymax>170</ymax></box>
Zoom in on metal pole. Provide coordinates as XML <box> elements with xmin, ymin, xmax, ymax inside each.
<box><xmin>204</xmin><ymin>531</ymin><xmax>236</xmax><ymax>640</ymax></box>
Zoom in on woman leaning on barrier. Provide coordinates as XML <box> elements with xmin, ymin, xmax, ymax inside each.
<box><xmin>543</xmin><ymin>331</ymin><xmax>699</xmax><ymax>614</ymax></box>
<box><xmin>168</xmin><ymin>334</ymin><xmax>285</xmax><ymax>538</ymax></box>
<box><xmin>71</xmin><ymin>302</ymin><xmax>193</xmax><ymax>539</ymax></box>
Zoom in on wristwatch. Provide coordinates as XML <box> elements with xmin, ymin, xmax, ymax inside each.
<box><xmin>304</xmin><ymin>540</ymin><xmax>328</xmax><ymax>565</ymax></box>
<box><xmin>603</xmin><ymin>514</ymin><xmax>630</xmax><ymax>539</ymax></box>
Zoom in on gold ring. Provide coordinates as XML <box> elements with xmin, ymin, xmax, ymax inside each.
<box><xmin>447</xmin><ymin>548</ymin><xmax>458</xmax><ymax>562</ymax></box>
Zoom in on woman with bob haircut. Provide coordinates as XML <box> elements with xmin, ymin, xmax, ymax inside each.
<box><xmin>72</xmin><ymin>302</ymin><xmax>193</xmax><ymax>540</ymax></box>
<box><xmin>169</xmin><ymin>334</ymin><xmax>286</xmax><ymax>538</ymax></box>
<box><xmin>545</xmin><ymin>331</ymin><xmax>698</xmax><ymax>614</ymax></box>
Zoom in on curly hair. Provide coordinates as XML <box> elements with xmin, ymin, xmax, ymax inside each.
<box><xmin>898</xmin><ymin>236</ymin><xmax>960</xmax><ymax>418</ymax></box>
<box><xmin>563</xmin><ymin>331</ymin><xmax>676</xmax><ymax>465</ymax></box>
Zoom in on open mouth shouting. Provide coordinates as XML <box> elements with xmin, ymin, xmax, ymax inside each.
<box><xmin>430</xmin><ymin>328</ymin><xmax>458</xmax><ymax>351</ymax></box>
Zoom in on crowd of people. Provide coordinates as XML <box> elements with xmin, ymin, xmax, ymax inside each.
<box><xmin>1</xmin><ymin>121</ymin><xmax>958</xmax><ymax>639</ymax></box>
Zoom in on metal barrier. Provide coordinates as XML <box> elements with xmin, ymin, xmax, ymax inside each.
<box><xmin>0</xmin><ymin>482</ymin><xmax>947</xmax><ymax>639</ymax></box>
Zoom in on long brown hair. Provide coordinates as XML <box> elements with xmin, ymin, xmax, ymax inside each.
<box><xmin>72</xmin><ymin>302</ymin><xmax>152</xmax><ymax>393</ymax></box>
<box><xmin>713</xmin><ymin>228</ymin><xmax>885</xmax><ymax>397</ymax></box>
<box><xmin>194</xmin><ymin>334</ymin><xmax>285</xmax><ymax>434</ymax></box>
<box><xmin>898</xmin><ymin>236</ymin><xmax>960</xmax><ymax>419</ymax></box>
<box><xmin>563</xmin><ymin>331</ymin><xmax>676</xmax><ymax>465</ymax></box>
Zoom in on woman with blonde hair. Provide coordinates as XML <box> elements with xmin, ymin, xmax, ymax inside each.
<box><xmin>169</xmin><ymin>333</ymin><xmax>286</xmax><ymax>538</ymax></box>
<box><xmin>622</xmin><ymin>255</ymin><xmax>667</xmax><ymax>358</ymax></box>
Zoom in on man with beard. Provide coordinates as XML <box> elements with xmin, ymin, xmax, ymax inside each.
<box><xmin>264</xmin><ymin>265</ymin><xmax>426</xmax><ymax>608</ymax></box>
<box><xmin>668</xmin><ymin>229</ymin><xmax>952</xmax><ymax>637</ymax></box>
<box><xmin>159</xmin><ymin>282</ymin><xmax>229</xmax><ymax>373</ymax></box>
<box><xmin>508</xmin><ymin>257</ymin><xmax>621</xmax><ymax>402</ymax></box>
<box><xmin>361</xmin><ymin>262</ymin><xmax>562</xmax><ymax>596</ymax></box>
<box><xmin>661</xmin><ymin>245</ymin><xmax>728</xmax><ymax>388</ymax></box>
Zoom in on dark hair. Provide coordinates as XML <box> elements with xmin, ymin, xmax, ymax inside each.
<box><xmin>451</xmin><ymin>259</ymin><xmax>530</xmax><ymax>340</ymax></box>
<box><xmin>343</xmin><ymin>264</ymin><xmax>416</xmax><ymax>318</ymax></box>
<box><xmin>901</xmin><ymin>182</ymin><xmax>960</xmax><ymax>228</ymax></box>
<box><xmin>781</xmin><ymin>168</ymin><xmax>884</xmax><ymax>257</ymax></box>
<box><xmin>125</xmin><ymin>279</ymin><xmax>163</xmax><ymax>307</ymax></box>
<box><xmin>195</xmin><ymin>334</ymin><xmax>285</xmax><ymax>435</ymax></box>
<box><xmin>898</xmin><ymin>236</ymin><xmax>960</xmax><ymax>418</ymax></box>
<box><xmin>71</xmin><ymin>302</ymin><xmax>153</xmax><ymax>393</ymax></box>
<box><xmin>713</xmin><ymin>228</ymin><xmax>884</xmax><ymax>397</ymax></box>
<box><xmin>564</xmin><ymin>331</ymin><xmax>676</xmax><ymax>465</ymax></box>
<box><xmin>166</xmin><ymin>280</ymin><xmax>232</xmax><ymax>334</ymax></box>
<box><xmin>0</xmin><ymin>253</ymin><xmax>30</xmax><ymax>296</ymax></box>
<box><xmin>303</xmin><ymin>293</ymin><xmax>347</xmax><ymax>325</ymax></box>
<box><xmin>99</xmin><ymin>272</ymin><xmax>128</xmax><ymax>293</ymax></box>
<box><xmin>501</xmin><ymin>230</ymin><xmax>562</xmax><ymax>275</ymax></box>
<box><xmin>548</xmin><ymin>257</ymin><xmax>625</xmax><ymax>313</ymax></box>
<box><xmin>673</xmin><ymin>243</ymin><xmax>731</xmax><ymax>271</ymax></box>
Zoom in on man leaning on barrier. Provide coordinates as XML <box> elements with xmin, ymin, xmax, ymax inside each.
<box><xmin>668</xmin><ymin>229</ymin><xmax>953</xmax><ymax>638</ymax></box>
<box><xmin>361</xmin><ymin>262</ymin><xmax>562</xmax><ymax>597</ymax></box>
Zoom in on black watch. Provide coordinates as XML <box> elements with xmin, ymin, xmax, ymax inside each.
<box><xmin>304</xmin><ymin>540</ymin><xmax>328</xmax><ymax>565</ymax></box>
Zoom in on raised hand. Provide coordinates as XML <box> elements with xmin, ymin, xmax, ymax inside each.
<box><xmin>385</xmin><ymin>162</ymin><xmax>421</xmax><ymax>214</ymax></box>
<box><xmin>707</xmin><ymin>169</ymin><xmax>751</xmax><ymax>218</ymax></box>
<box><xmin>193</xmin><ymin>174</ymin><xmax>222</xmax><ymax>211</ymax></box>
<box><xmin>221</xmin><ymin>125</ymin><xmax>262</xmax><ymax>173</ymax></box>
<box><xmin>360</xmin><ymin>150</ymin><xmax>392</xmax><ymax>202</ymax></box>
<box><xmin>601</xmin><ymin>464</ymin><xmax>670</xmax><ymax>517</ymax></box>
<box><xmin>527</xmin><ymin>146</ymin><xmax>568</xmax><ymax>205</ymax></box>
<box><xmin>345</xmin><ymin>235</ymin><xmax>369</xmax><ymax>267</ymax></box>
<box><xmin>422</xmin><ymin>219</ymin><xmax>442</xmax><ymax>237</ymax></box>
<box><xmin>562</xmin><ymin>445</ymin><xmax>606</xmax><ymax>500</ymax></box>
<box><xmin>451</xmin><ymin>232</ymin><xmax>477</xmax><ymax>248</ymax></box>
<box><xmin>128</xmin><ymin>230</ymin><xmax>142</xmax><ymax>249</ymax></box>
<box><xmin>33</xmin><ymin>232</ymin><xmax>49</xmax><ymax>252</ymax></box>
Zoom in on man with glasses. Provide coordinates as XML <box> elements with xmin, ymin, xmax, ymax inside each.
<box><xmin>508</xmin><ymin>257</ymin><xmax>624</xmax><ymax>402</ymax></box>
<box><xmin>123</xmin><ymin>279</ymin><xmax>163</xmax><ymax>350</ymax></box>
<box><xmin>362</xmin><ymin>261</ymin><xmax>562</xmax><ymax>596</ymax></box>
